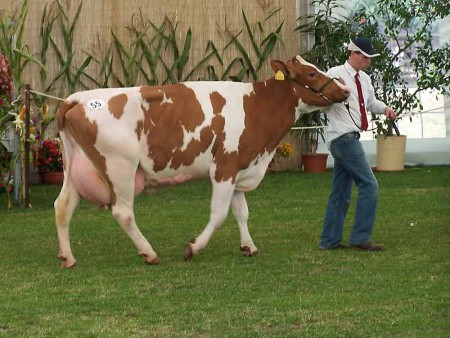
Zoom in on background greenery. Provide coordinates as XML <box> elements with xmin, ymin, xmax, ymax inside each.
<box><xmin>296</xmin><ymin>0</ymin><xmax>450</xmax><ymax>138</ymax></box>
<box><xmin>1</xmin><ymin>166</ymin><xmax>449</xmax><ymax>337</ymax></box>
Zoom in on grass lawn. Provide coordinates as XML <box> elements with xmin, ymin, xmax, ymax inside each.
<box><xmin>0</xmin><ymin>166</ymin><xmax>449</xmax><ymax>337</ymax></box>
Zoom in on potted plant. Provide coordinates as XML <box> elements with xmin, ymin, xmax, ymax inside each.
<box><xmin>356</xmin><ymin>3</ymin><xmax>449</xmax><ymax>171</ymax></box>
<box><xmin>294</xmin><ymin>110</ymin><xmax>329</xmax><ymax>173</ymax></box>
<box><xmin>374</xmin><ymin>119</ymin><xmax>407</xmax><ymax>171</ymax></box>
<box><xmin>35</xmin><ymin>137</ymin><xmax>64</xmax><ymax>184</ymax></box>
<box><xmin>295</xmin><ymin>0</ymin><xmax>350</xmax><ymax>173</ymax></box>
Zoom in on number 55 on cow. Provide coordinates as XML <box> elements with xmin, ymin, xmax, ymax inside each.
<box><xmin>54</xmin><ymin>55</ymin><xmax>349</xmax><ymax>268</ymax></box>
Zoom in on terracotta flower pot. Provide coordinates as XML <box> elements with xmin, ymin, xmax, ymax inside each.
<box><xmin>41</xmin><ymin>171</ymin><xmax>64</xmax><ymax>185</ymax></box>
<box><xmin>302</xmin><ymin>153</ymin><xmax>328</xmax><ymax>173</ymax></box>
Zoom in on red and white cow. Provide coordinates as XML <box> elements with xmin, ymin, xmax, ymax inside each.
<box><xmin>54</xmin><ymin>55</ymin><xmax>349</xmax><ymax>267</ymax></box>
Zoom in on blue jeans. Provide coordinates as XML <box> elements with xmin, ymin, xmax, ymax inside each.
<box><xmin>319</xmin><ymin>132</ymin><xmax>379</xmax><ymax>249</ymax></box>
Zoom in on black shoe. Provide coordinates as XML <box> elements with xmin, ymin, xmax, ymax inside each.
<box><xmin>319</xmin><ymin>243</ymin><xmax>351</xmax><ymax>250</ymax></box>
<box><xmin>350</xmin><ymin>243</ymin><xmax>384</xmax><ymax>251</ymax></box>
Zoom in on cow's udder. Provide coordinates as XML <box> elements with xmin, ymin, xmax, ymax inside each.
<box><xmin>70</xmin><ymin>155</ymin><xmax>112</xmax><ymax>207</ymax></box>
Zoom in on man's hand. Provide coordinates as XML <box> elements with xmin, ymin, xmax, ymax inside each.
<box><xmin>385</xmin><ymin>106</ymin><xmax>396</xmax><ymax>120</ymax></box>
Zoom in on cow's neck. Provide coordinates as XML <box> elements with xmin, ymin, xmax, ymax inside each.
<box><xmin>234</xmin><ymin>78</ymin><xmax>299</xmax><ymax>157</ymax></box>
<box><xmin>251</xmin><ymin>78</ymin><xmax>303</xmax><ymax>133</ymax></box>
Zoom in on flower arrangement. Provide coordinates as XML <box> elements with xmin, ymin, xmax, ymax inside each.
<box><xmin>0</xmin><ymin>95</ymin><xmax>15</xmax><ymax>122</ymax></box>
<box><xmin>35</xmin><ymin>138</ymin><xmax>63</xmax><ymax>173</ymax></box>
<box><xmin>0</xmin><ymin>54</ymin><xmax>16</xmax><ymax>207</ymax></box>
<box><xmin>0</xmin><ymin>54</ymin><xmax>15</xmax><ymax>128</ymax></box>
<box><xmin>0</xmin><ymin>55</ymin><xmax>13</xmax><ymax>97</ymax></box>
<box><xmin>0</xmin><ymin>169</ymin><xmax>13</xmax><ymax>192</ymax></box>
<box><xmin>268</xmin><ymin>141</ymin><xmax>293</xmax><ymax>171</ymax></box>
<box><xmin>275</xmin><ymin>141</ymin><xmax>293</xmax><ymax>158</ymax></box>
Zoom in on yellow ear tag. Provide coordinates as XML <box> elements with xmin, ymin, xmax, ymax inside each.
<box><xmin>275</xmin><ymin>70</ymin><xmax>285</xmax><ymax>81</ymax></box>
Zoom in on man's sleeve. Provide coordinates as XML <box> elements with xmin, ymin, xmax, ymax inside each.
<box><xmin>367</xmin><ymin>80</ymin><xmax>387</xmax><ymax>114</ymax></box>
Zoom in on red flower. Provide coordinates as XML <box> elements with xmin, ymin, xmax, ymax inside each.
<box><xmin>36</xmin><ymin>138</ymin><xmax>63</xmax><ymax>173</ymax></box>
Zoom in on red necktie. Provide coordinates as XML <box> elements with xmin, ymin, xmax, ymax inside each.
<box><xmin>355</xmin><ymin>73</ymin><xmax>368</xmax><ymax>130</ymax></box>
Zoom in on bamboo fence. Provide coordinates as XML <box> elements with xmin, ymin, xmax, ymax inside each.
<box><xmin>4</xmin><ymin>0</ymin><xmax>308</xmax><ymax>96</ymax></box>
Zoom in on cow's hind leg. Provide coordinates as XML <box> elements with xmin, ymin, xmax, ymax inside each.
<box><xmin>111</xmin><ymin>200</ymin><xmax>160</xmax><ymax>265</ymax></box>
<box><xmin>184</xmin><ymin>181</ymin><xmax>235</xmax><ymax>260</ymax></box>
<box><xmin>231</xmin><ymin>191</ymin><xmax>258</xmax><ymax>256</ymax></box>
<box><xmin>55</xmin><ymin>181</ymin><xmax>80</xmax><ymax>268</ymax></box>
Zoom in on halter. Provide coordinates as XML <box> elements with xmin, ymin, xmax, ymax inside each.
<box><xmin>288</xmin><ymin>76</ymin><xmax>359</xmax><ymax>130</ymax></box>
<box><xmin>288</xmin><ymin>76</ymin><xmax>339</xmax><ymax>104</ymax></box>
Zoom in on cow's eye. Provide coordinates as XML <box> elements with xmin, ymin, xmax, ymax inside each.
<box><xmin>308</xmin><ymin>72</ymin><xmax>316</xmax><ymax>78</ymax></box>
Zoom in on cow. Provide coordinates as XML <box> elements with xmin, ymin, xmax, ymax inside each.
<box><xmin>54</xmin><ymin>55</ymin><xmax>349</xmax><ymax>267</ymax></box>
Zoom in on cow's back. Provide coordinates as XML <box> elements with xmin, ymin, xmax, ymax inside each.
<box><xmin>57</xmin><ymin>80</ymin><xmax>293</xmax><ymax>202</ymax></box>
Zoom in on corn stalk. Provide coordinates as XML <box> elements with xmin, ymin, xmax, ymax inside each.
<box><xmin>46</xmin><ymin>1</ymin><xmax>93</xmax><ymax>95</ymax></box>
<box><xmin>226</xmin><ymin>9</ymin><xmax>284</xmax><ymax>82</ymax></box>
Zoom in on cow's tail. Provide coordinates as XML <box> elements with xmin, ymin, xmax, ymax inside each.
<box><xmin>56</xmin><ymin>100</ymin><xmax>78</xmax><ymax>132</ymax></box>
<box><xmin>56</xmin><ymin>100</ymin><xmax>78</xmax><ymax>175</ymax></box>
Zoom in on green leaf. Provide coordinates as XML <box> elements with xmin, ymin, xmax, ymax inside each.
<box><xmin>13</xmin><ymin>48</ymin><xmax>47</xmax><ymax>71</ymax></box>
<box><xmin>184</xmin><ymin>41</ymin><xmax>222</xmax><ymax>81</ymax></box>
<box><xmin>73</xmin><ymin>55</ymin><xmax>93</xmax><ymax>85</ymax></box>
<box><xmin>222</xmin><ymin>57</ymin><xmax>244</xmax><ymax>81</ymax></box>
<box><xmin>229</xmin><ymin>31</ymin><xmax>257</xmax><ymax>81</ymax></box>
<box><xmin>242</xmin><ymin>11</ymin><xmax>261</xmax><ymax>59</ymax></box>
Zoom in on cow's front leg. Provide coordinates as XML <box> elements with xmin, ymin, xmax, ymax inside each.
<box><xmin>184</xmin><ymin>181</ymin><xmax>235</xmax><ymax>260</ymax></box>
<box><xmin>231</xmin><ymin>191</ymin><xmax>258</xmax><ymax>257</ymax></box>
<box><xmin>112</xmin><ymin>199</ymin><xmax>160</xmax><ymax>265</ymax></box>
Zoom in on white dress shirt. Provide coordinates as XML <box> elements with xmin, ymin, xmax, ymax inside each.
<box><xmin>321</xmin><ymin>61</ymin><xmax>387</xmax><ymax>146</ymax></box>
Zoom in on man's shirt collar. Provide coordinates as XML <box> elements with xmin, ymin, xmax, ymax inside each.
<box><xmin>344</xmin><ymin>61</ymin><xmax>358</xmax><ymax>77</ymax></box>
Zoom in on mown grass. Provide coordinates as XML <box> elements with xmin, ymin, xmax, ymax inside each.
<box><xmin>0</xmin><ymin>166</ymin><xmax>449</xmax><ymax>337</ymax></box>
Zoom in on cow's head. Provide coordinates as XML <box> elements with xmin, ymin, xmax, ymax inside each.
<box><xmin>270</xmin><ymin>55</ymin><xmax>350</xmax><ymax>106</ymax></box>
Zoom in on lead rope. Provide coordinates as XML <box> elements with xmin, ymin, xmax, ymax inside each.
<box><xmin>345</xmin><ymin>102</ymin><xmax>367</xmax><ymax>132</ymax></box>
<box><xmin>344</xmin><ymin>102</ymin><xmax>400</xmax><ymax>135</ymax></box>
<box><xmin>29</xmin><ymin>89</ymin><xmax>65</xmax><ymax>102</ymax></box>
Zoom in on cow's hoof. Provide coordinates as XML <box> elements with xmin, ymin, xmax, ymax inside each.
<box><xmin>240</xmin><ymin>246</ymin><xmax>259</xmax><ymax>257</ymax></box>
<box><xmin>58</xmin><ymin>255</ymin><xmax>77</xmax><ymax>268</ymax></box>
<box><xmin>140</xmin><ymin>253</ymin><xmax>160</xmax><ymax>265</ymax></box>
<box><xmin>146</xmin><ymin>257</ymin><xmax>161</xmax><ymax>265</ymax></box>
<box><xmin>184</xmin><ymin>239</ymin><xmax>196</xmax><ymax>261</ymax></box>
<box><xmin>184</xmin><ymin>243</ymin><xmax>194</xmax><ymax>261</ymax></box>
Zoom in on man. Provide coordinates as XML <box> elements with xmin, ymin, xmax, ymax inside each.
<box><xmin>319</xmin><ymin>37</ymin><xmax>396</xmax><ymax>251</ymax></box>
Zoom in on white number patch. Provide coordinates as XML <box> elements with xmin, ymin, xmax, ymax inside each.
<box><xmin>87</xmin><ymin>99</ymin><xmax>106</xmax><ymax>110</ymax></box>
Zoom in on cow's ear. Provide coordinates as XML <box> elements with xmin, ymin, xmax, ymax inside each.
<box><xmin>270</xmin><ymin>60</ymin><xmax>288</xmax><ymax>77</ymax></box>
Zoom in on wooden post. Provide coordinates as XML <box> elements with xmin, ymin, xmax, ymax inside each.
<box><xmin>23</xmin><ymin>85</ymin><xmax>31</xmax><ymax>208</ymax></box>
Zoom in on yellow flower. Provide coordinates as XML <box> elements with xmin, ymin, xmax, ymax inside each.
<box><xmin>276</xmin><ymin>141</ymin><xmax>292</xmax><ymax>158</ymax></box>
<box><xmin>42</xmin><ymin>104</ymin><xmax>48</xmax><ymax>116</ymax></box>
<box><xmin>19</xmin><ymin>105</ymin><xmax>26</xmax><ymax>121</ymax></box>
